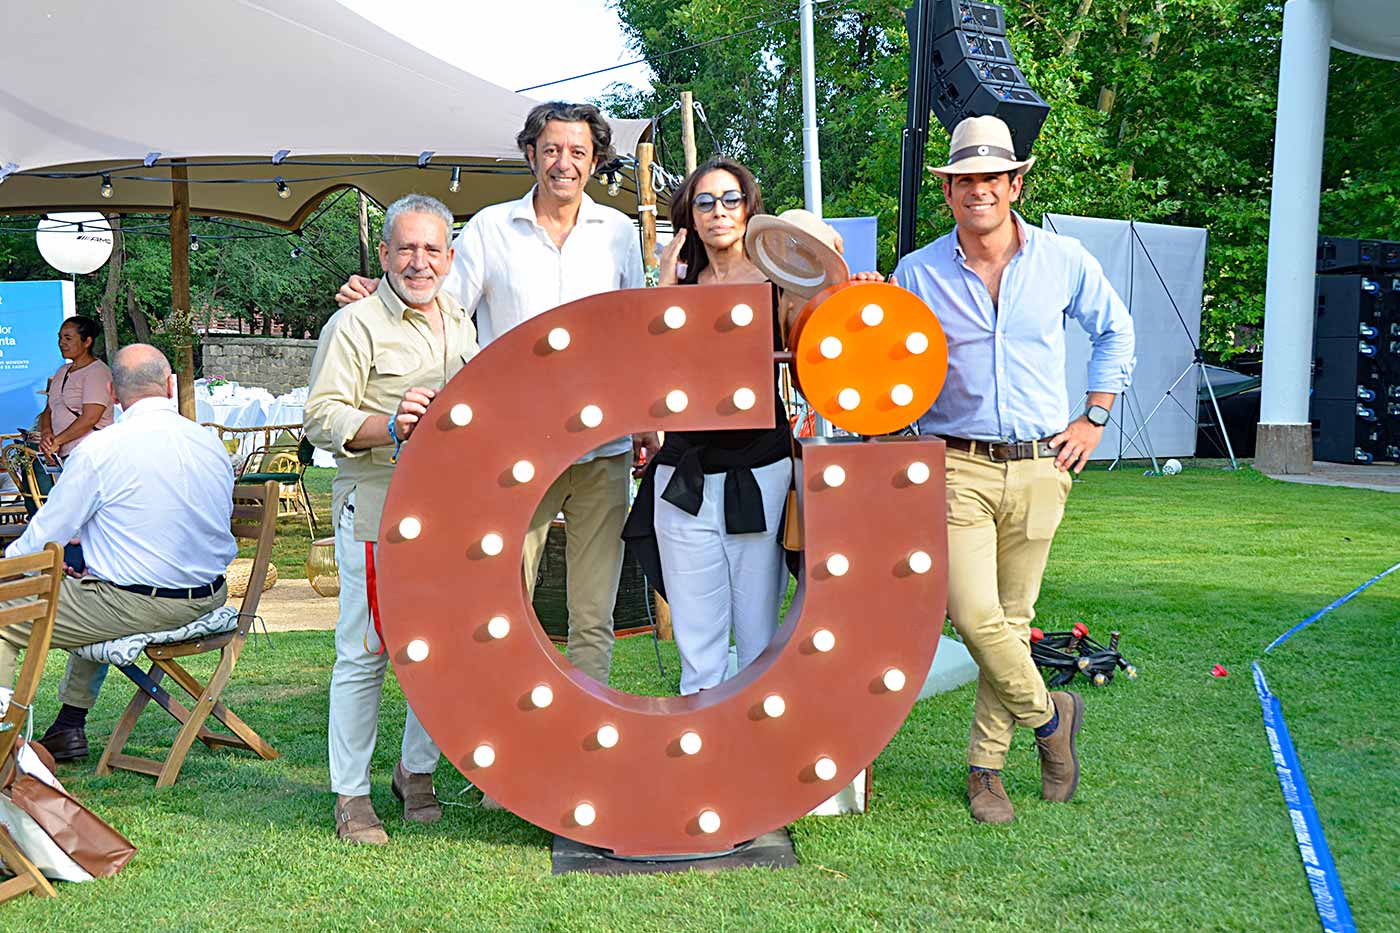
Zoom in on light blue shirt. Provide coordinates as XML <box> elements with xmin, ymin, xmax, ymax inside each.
<box><xmin>894</xmin><ymin>213</ymin><xmax>1135</xmax><ymax>442</ymax></box>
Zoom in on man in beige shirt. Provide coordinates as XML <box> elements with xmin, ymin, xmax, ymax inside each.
<box><xmin>305</xmin><ymin>194</ymin><xmax>478</xmax><ymax>845</ymax></box>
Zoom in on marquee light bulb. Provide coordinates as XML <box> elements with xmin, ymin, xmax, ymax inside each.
<box><xmin>820</xmin><ymin>336</ymin><xmax>843</xmax><ymax>359</ymax></box>
<box><xmin>838</xmin><ymin>388</ymin><xmax>861</xmax><ymax>411</ymax></box>
<box><xmin>472</xmin><ymin>744</ymin><xmax>495</xmax><ymax>768</ymax></box>
<box><xmin>908</xmin><ymin>550</ymin><xmax>933</xmax><ymax>575</ymax></box>
<box><xmin>406</xmin><ymin>639</ymin><xmax>429</xmax><ymax>662</ymax></box>
<box><xmin>665</xmin><ymin>389</ymin><xmax>689</xmax><ymax>413</ymax></box>
<box><xmin>822</xmin><ymin>465</ymin><xmax>846</xmax><ymax>488</ymax></box>
<box><xmin>530</xmin><ymin>685</ymin><xmax>554</xmax><ymax>708</ymax></box>
<box><xmin>812</xmin><ymin>629</ymin><xmax>836</xmax><ymax>652</ymax></box>
<box><xmin>730</xmin><ymin>304</ymin><xmax>754</xmax><ymax>326</ymax></box>
<box><xmin>512</xmin><ymin>460</ymin><xmax>536</xmax><ymax>483</ymax></box>
<box><xmin>679</xmin><ymin>731</ymin><xmax>703</xmax><ymax>755</ymax></box>
<box><xmin>398</xmin><ymin>517</ymin><xmax>422</xmax><ymax>540</ymax></box>
<box><xmin>891</xmin><ymin>384</ymin><xmax>915</xmax><ymax>407</ymax></box>
<box><xmin>450</xmin><ymin>403</ymin><xmax>473</xmax><ymax>426</ymax></box>
<box><xmin>763</xmin><ymin>695</ymin><xmax>786</xmax><ymax>718</ymax></box>
<box><xmin>861</xmin><ymin>304</ymin><xmax>885</xmax><ymax>326</ymax></box>
<box><xmin>883</xmin><ymin>668</ymin><xmax>907</xmax><ymax>692</ymax></box>
<box><xmin>906</xmin><ymin>331</ymin><xmax>930</xmax><ymax>355</ymax></box>
<box><xmin>907</xmin><ymin>461</ymin><xmax>930</xmax><ymax>485</ymax></box>
<box><xmin>698</xmin><ymin>810</ymin><xmax>722</xmax><ymax>834</ymax></box>
<box><xmin>596</xmin><ymin>725</ymin><xmax>619</xmax><ymax>748</ymax></box>
<box><xmin>487</xmin><ymin>615</ymin><xmax>510</xmax><ymax>639</ymax></box>
<box><xmin>580</xmin><ymin>404</ymin><xmax>604</xmax><ymax>428</ymax></box>
<box><xmin>826</xmin><ymin>553</ymin><xmax>849</xmax><ymax>577</ymax></box>
<box><xmin>663</xmin><ymin>306</ymin><xmax>687</xmax><ymax>329</ymax></box>
<box><xmin>733</xmin><ymin>387</ymin><xmax>756</xmax><ymax>410</ymax></box>
<box><xmin>547</xmin><ymin>327</ymin><xmax>571</xmax><ymax>351</ymax></box>
<box><xmin>815</xmin><ymin>757</ymin><xmax>838</xmax><ymax>781</ymax></box>
<box><xmin>481</xmin><ymin>533</ymin><xmax>504</xmax><ymax>556</ymax></box>
<box><xmin>574</xmin><ymin>803</ymin><xmax>597</xmax><ymax>826</ymax></box>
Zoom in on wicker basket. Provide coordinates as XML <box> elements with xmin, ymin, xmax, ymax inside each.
<box><xmin>227</xmin><ymin>558</ymin><xmax>278</xmax><ymax>598</ymax></box>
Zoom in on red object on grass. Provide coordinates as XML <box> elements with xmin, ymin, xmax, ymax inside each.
<box><xmin>1030</xmin><ymin>627</ymin><xmax>1044</xmax><ymax>642</ymax></box>
<box><xmin>1072</xmin><ymin>622</ymin><xmax>1088</xmax><ymax>638</ymax></box>
<box><xmin>1211</xmin><ymin>664</ymin><xmax>1228</xmax><ymax>678</ymax></box>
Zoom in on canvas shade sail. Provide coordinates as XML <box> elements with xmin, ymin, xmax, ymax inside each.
<box><xmin>0</xmin><ymin>0</ymin><xmax>649</xmax><ymax>224</ymax></box>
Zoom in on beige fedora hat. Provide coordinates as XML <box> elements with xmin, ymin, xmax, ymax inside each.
<box><xmin>744</xmin><ymin>208</ymin><xmax>850</xmax><ymax>299</ymax></box>
<box><xmin>930</xmin><ymin>115</ymin><xmax>1035</xmax><ymax>177</ymax></box>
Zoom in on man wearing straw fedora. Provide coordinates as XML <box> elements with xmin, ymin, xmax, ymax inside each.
<box><xmin>892</xmin><ymin>115</ymin><xmax>1135</xmax><ymax>823</ymax></box>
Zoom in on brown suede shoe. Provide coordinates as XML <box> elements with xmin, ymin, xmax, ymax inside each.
<box><xmin>335</xmin><ymin>794</ymin><xmax>388</xmax><ymax>845</ymax></box>
<box><xmin>1036</xmin><ymin>690</ymin><xmax>1085</xmax><ymax>803</ymax></box>
<box><xmin>392</xmin><ymin>762</ymin><xmax>443</xmax><ymax>824</ymax></box>
<box><xmin>967</xmin><ymin>770</ymin><xmax>1014</xmax><ymax>824</ymax></box>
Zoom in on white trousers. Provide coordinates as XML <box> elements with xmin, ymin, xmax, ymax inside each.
<box><xmin>328</xmin><ymin>493</ymin><xmax>440</xmax><ymax>796</ymax></box>
<box><xmin>654</xmin><ymin>458</ymin><xmax>792</xmax><ymax>695</ymax></box>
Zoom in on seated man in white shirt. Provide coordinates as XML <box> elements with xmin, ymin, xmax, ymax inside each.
<box><xmin>0</xmin><ymin>344</ymin><xmax>236</xmax><ymax>763</ymax></box>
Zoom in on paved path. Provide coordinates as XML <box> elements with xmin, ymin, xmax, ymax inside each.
<box><xmin>255</xmin><ymin>577</ymin><xmax>339</xmax><ymax>632</ymax></box>
<box><xmin>1266</xmin><ymin>461</ymin><xmax>1400</xmax><ymax>494</ymax></box>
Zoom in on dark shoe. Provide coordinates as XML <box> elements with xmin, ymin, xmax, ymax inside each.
<box><xmin>334</xmin><ymin>794</ymin><xmax>388</xmax><ymax>845</ymax></box>
<box><xmin>1036</xmin><ymin>690</ymin><xmax>1085</xmax><ymax>803</ymax></box>
<box><xmin>967</xmin><ymin>770</ymin><xmax>1014</xmax><ymax>824</ymax></box>
<box><xmin>392</xmin><ymin>762</ymin><xmax>443</xmax><ymax>824</ymax></box>
<box><xmin>37</xmin><ymin>726</ymin><xmax>88</xmax><ymax>762</ymax></box>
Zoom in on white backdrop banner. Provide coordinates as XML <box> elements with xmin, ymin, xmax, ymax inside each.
<box><xmin>1043</xmin><ymin>214</ymin><xmax>1208</xmax><ymax>461</ymax></box>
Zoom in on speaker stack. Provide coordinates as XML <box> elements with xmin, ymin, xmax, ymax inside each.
<box><xmin>1311</xmin><ymin>235</ymin><xmax>1400</xmax><ymax>463</ymax></box>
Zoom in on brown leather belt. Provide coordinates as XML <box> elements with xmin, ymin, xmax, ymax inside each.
<box><xmin>940</xmin><ymin>436</ymin><xmax>1057</xmax><ymax>462</ymax></box>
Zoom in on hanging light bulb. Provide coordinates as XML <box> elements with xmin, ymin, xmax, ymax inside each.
<box><xmin>607</xmin><ymin>172</ymin><xmax>621</xmax><ymax>197</ymax></box>
<box><xmin>189</xmin><ymin>234</ymin><xmax>199</xmax><ymax>251</ymax></box>
<box><xmin>275</xmin><ymin>177</ymin><xmax>290</xmax><ymax>199</ymax></box>
<box><xmin>449</xmin><ymin>166</ymin><xmax>461</xmax><ymax>193</ymax></box>
<box><xmin>99</xmin><ymin>175</ymin><xmax>114</xmax><ymax>199</ymax></box>
<box><xmin>290</xmin><ymin>245</ymin><xmax>303</xmax><ymax>260</ymax></box>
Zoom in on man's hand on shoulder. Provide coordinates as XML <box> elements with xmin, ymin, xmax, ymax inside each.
<box><xmin>1047</xmin><ymin>417</ymin><xmax>1102</xmax><ymax>474</ymax></box>
<box><xmin>336</xmin><ymin>275</ymin><xmax>382</xmax><ymax>308</ymax></box>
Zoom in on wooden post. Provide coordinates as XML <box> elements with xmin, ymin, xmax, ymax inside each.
<box><xmin>357</xmin><ymin>190</ymin><xmax>372</xmax><ymax>277</ymax></box>
<box><xmin>637</xmin><ymin>143</ymin><xmax>658</xmax><ymax>274</ymax></box>
<box><xmin>680</xmin><ymin>90</ymin><xmax>698</xmax><ymax>174</ymax></box>
<box><xmin>170</xmin><ymin>163</ymin><xmax>196</xmax><ymax>420</ymax></box>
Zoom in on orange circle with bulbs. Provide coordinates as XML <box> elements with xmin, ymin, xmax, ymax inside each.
<box><xmin>789</xmin><ymin>281</ymin><xmax>948</xmax><ymax>436</ymax></box>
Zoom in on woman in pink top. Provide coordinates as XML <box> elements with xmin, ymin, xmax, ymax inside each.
<box><xmin>40</xmin><ymin>315</ymin><xmax>114</xmax><ymax>459</ymax></box>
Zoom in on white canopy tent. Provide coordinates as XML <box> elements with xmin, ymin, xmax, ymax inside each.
<box><xmin>1256</xmin><ymin>0</ymin><xmax>1400</xmax><ymax>473</ymax></box>
<box><xmin>0</xmin><ymin>0</ymin><xmax>648</xmax><ymax>223</ymax></box>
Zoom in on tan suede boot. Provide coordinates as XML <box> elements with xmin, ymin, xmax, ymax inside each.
<box><xmin>1036</xmin><ymin>691</ymin><xmax>1085</xmax><ymax>802</ymax></box>
<box><xmin>335</xmin><ymin>794</ymin><xmax>388</xmax><ymax>845</ymax></box>
<box><xmin>967</xmin><ymin>770</ymin><xmax>1014</xmax><ymax>824</ymax></box>
<box><xmin>392</xmin><ymin>762</ymin><xmax>443</xmax><ymax>824</ymax></box>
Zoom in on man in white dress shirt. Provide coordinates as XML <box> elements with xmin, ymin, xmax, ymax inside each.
<box><xmin>0</xmin><ymin>345</ymin><xmax>235</xmax><ymax>763</ymax></box>
<box><xmin>337</xmin><ymin>101</ymin><xmax>651</xmax><ymax>686</ymax></box>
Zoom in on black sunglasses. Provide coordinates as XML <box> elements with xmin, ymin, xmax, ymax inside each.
<box><xmin>693</xmin><ymin>190</ymin><xmax>745</xmax><ymax>214</ymax></box>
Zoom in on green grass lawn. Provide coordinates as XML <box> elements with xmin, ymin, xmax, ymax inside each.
<box><xmin>10</xmin><ymin>463</ymin><xmax>1399</xmax><ymax>931</ymax></box>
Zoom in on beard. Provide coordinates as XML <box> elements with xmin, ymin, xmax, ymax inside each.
<box><xmin>387</xmin><ymin>268</ymin><xmax>442</xmax><ymax>307</ymax></box>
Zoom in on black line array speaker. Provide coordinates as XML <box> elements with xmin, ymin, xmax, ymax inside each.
<box><xmin>925</xmin><ymin>2</ymin><xmax>1049</xmax><ymax>160</ymax></box>
<box><xmin>1310</xmin><ymin>262</ymin><xmax>1400</xmax><ymax>463</ymax></box>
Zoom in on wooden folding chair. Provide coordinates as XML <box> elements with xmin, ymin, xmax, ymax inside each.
<box><xmin>95</xmin><ymin>483</ymin><xmax>280</xmax><ymax>787</ymax></box>
<box><xmin>0</xmin><ymin>542</ymin><xmax>62</xmax><ymax>902</ymax></box>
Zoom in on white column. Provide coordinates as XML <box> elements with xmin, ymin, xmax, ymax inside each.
<box><xmin>799</xmin><ymin>0</ymin><xmax>823</xmax><ymax>217</ymax></box>
<box><xmin>1256</xmin><ymin>0</ymin><xmax>1333</xmax><ymax>472</ymax></box>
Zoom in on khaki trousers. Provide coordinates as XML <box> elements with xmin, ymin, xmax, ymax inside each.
<box><xmin>944</xmin><ymin>446</ymin><xmax>1071</xmax><ymax>770</ymax></box>
<box><xmin>520</xmin><ymin>453</ymin><xmax>631</xmax><ymax>685</ymax></box>
<box><xmin>0</xmin><ymin>575</ymin><xmax>227</xmax><ymax>708</ymax></box>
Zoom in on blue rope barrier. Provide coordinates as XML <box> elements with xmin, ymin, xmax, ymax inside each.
<box><xmin>1265</xmin><ymin>561</ymin><xmax>1400</xmax><ymax>654</ymax></box>
<box><xmin>1251</xmin><ymin>663</ymin><xmax>1356</xmax><ymax>933</ymax></box>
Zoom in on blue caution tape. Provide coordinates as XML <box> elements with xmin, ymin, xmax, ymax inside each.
<box><xmin>1265</xmin><ymin>561</ymin><xmax>1400</xmax><ymax>653</ymax></box>
<box><xmin>1251</xmin><ymin>665</ymin><xmax>1356</xmax><ymax>933</ymax></box>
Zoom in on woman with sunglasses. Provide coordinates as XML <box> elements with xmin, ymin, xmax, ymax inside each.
<box><xmin>624</xmin><ymin>158</ymin><xmax>795</xmax><ymax>696</ymax></box>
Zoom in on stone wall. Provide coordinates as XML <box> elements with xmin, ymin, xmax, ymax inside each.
<box><xmin>201</xmin><ymin>336</ymin><xmax>319</xmax><ymax>395</ymax></box>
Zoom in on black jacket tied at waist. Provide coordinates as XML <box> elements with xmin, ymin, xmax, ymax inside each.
<box><xmin>622</xmin><ymin>424</ymin><xmax>789</xmax><ymax>601</ymax></box>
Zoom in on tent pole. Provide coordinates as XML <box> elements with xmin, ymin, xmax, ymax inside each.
<box><xmin>680</xmin><ymin>91</ymin><xmax>698</xmax><ymax>174</ymax></box>
<box><xmin>170</xmin><ymin>162</ymin><xmax>196</xmax><ymax>420</ymax></box>
<box><xmin>358</xmin><ymin>191</ymin><xmax>372</xmax><ymax>277</ymax></box>
<box><xmin>637</xmin><ymin>143</ymin><xmax>658</xmax><ymax>275</ymax></box>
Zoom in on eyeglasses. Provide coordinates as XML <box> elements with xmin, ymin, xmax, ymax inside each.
<box><xmin>693</xmin><ymin>190</ymin><xmax>745</xmax><ymax>214</ymax></box>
